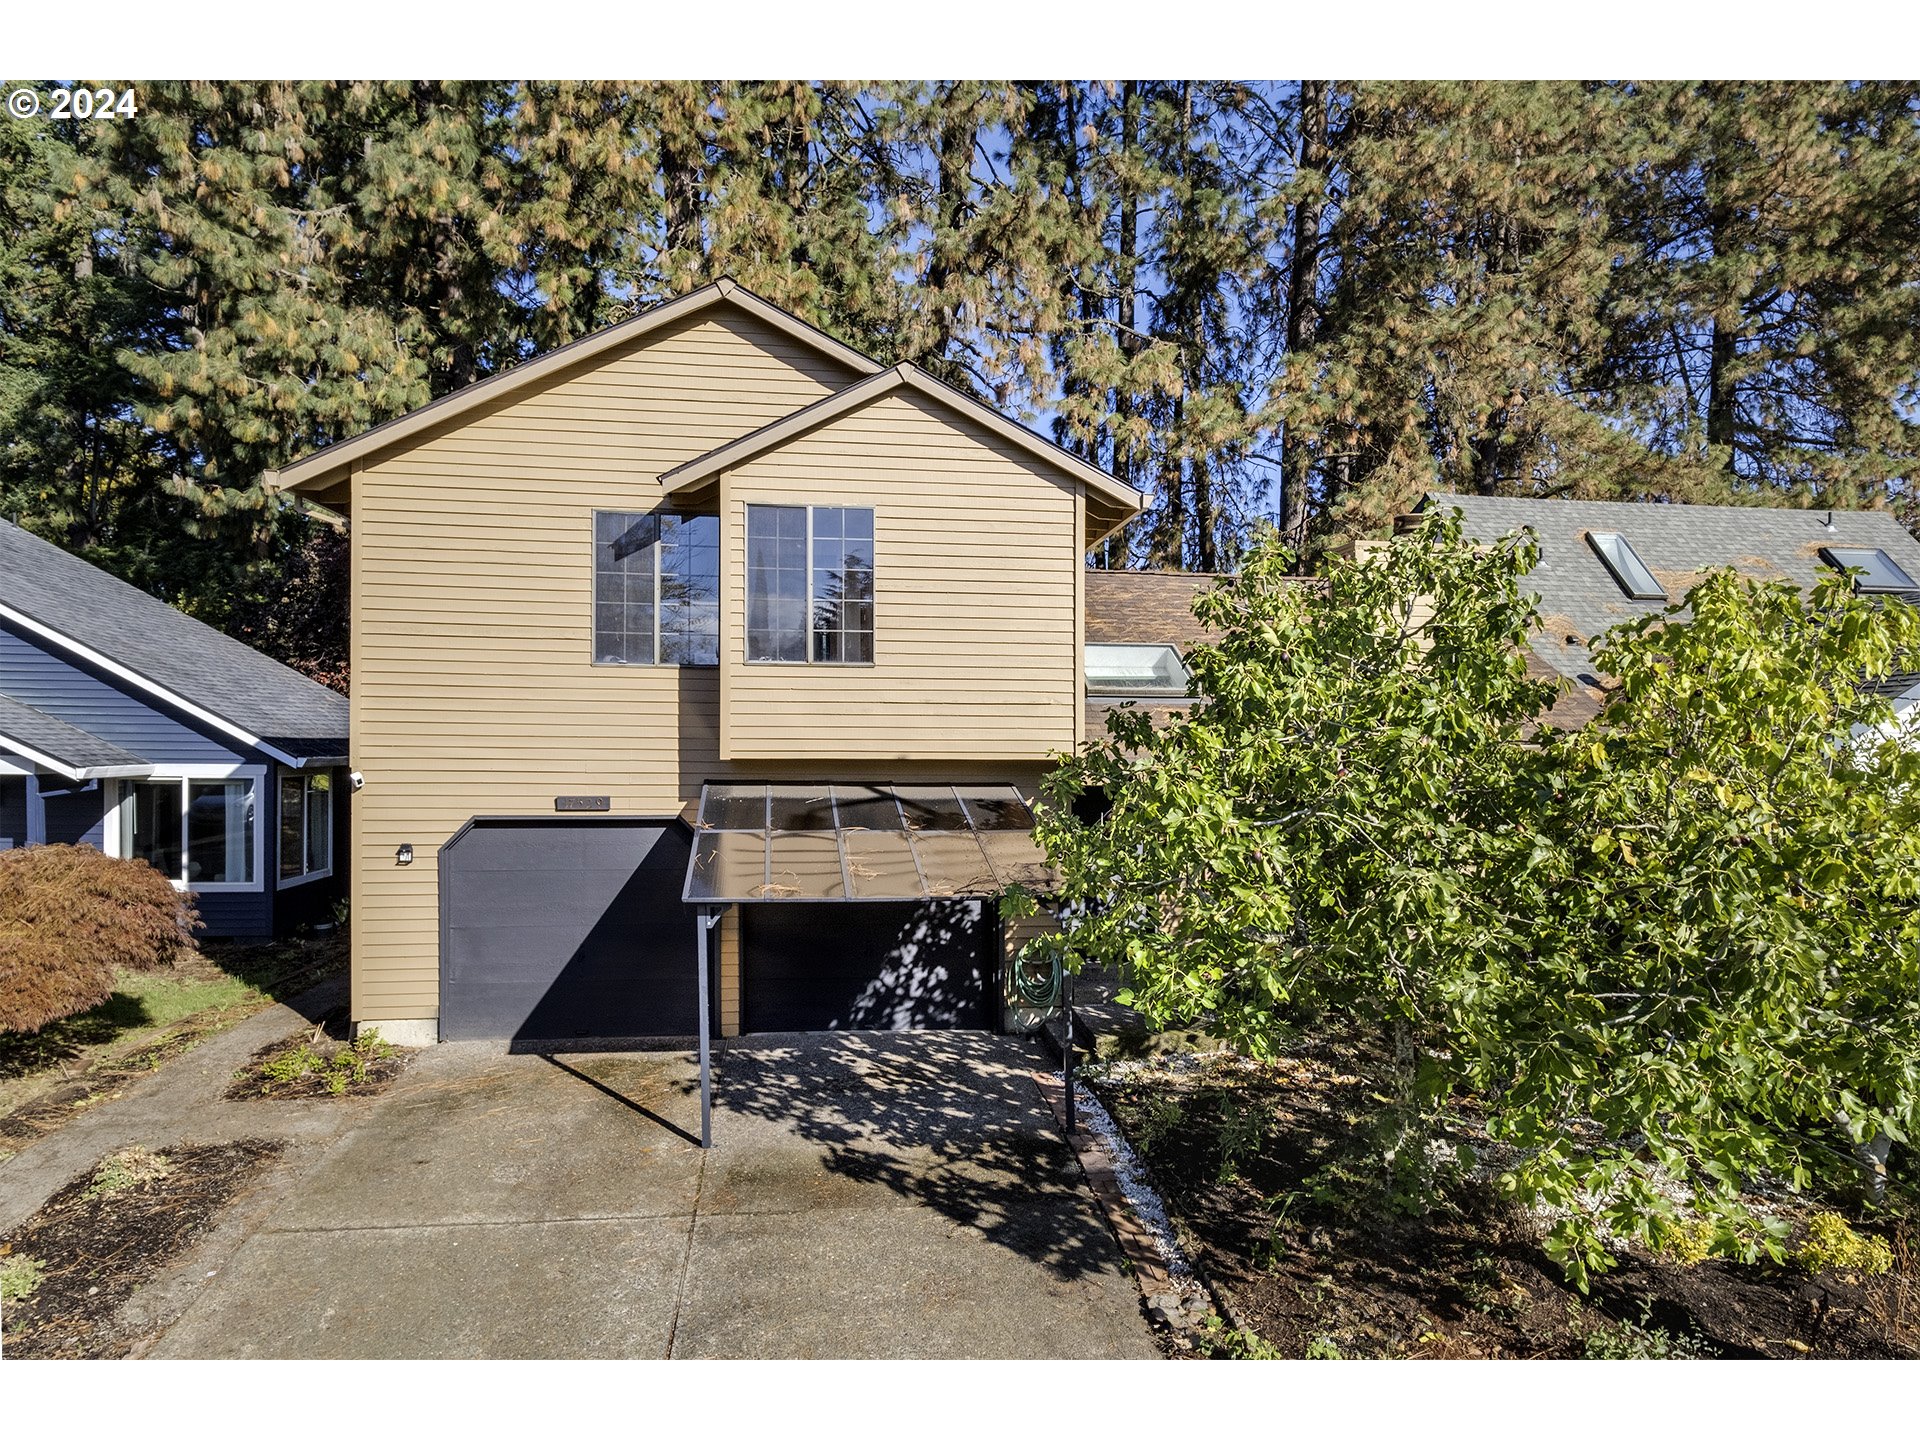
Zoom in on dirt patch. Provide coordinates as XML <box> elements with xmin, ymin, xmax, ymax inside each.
<box><xmin>1085</xmin><ymin>1036</ymin><xmax>1919</xmax><ymax>1360</ymax></box>
<box><xmin>1</xmin><ymin>1139</ymin><xmax>283</xmax><ymax>1359</ymax></box>
<box><xmin>225</xmin><ymin>1016</ymin><xmax>408</xmax><ymax>1102</ymax></box>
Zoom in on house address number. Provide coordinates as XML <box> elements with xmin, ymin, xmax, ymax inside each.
<box><xmin>554</xmin><ymin>795</ymin><xmax>612</xmax><ymax>812</ymax></box>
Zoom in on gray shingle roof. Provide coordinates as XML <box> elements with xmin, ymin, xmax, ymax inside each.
<box><xmin>0</xmin><ymin>520</ymin><xmax>347</xmax><ymax>762</ymax></box>
<box><xmin>0</xmin><ymin>693</ymin><xmax>150</xmax><ymax>778</ymax></box>
<box><xmin>1423</xmin><ymin>494</ymin><xmax>1920</xmax><ymax>697</ymax></box>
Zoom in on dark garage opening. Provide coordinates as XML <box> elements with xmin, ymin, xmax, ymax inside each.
<box><xmin>440</xmin><ymin>816</ymin><xmax>700</xmax><ymax>1046</ymax></box>
<box><xmin>742</xmin><ymin>899</ymin><xmax>997</xmax><ymax>1033</ymax></box>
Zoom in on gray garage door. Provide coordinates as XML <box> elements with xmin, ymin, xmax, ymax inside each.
<box><xmin>440</xmin><ymin>818</ymin><xmax>699</xmax><ymax>1045</ymax></box>
<box><xmin>741</xmin><ymin>900</ymin><xmax>996</xmax><ymax>1033</ymax></box>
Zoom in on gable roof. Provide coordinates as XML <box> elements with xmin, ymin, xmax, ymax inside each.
<box><xmin>268</xmin><ymin>280</ymin><xmax>882</xmax><ymax>495</ymax></box>
<box><xmin>0</xmin><ymin>694</ymin><xmax>152</xmax><ymax>781</ymax></box>
<box><xmin>657</xmin><ymin>363</ymin><xmax>1147</xmax><ymax>540</ymax></box>
<box><xmin>0</xmin><ymin>521</ymin><xmax>348</xmax><ymax>767</ymax></box>
<box><xmin>1423</xmin><ymin>492</ymin><xmax>1920</xmax><ymax>699</ymax></box>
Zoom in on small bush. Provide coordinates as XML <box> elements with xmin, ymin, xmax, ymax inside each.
<box><xmin>1654</xmin><ymin>1218</ymin><xmax>1716</xmax><ymax>1266</ymax></box>
<box><xmin>1</xmin><ymin>1252</ymin><xmax>45</xmax><ymax>1302</ymax></box>
<box><xmin>0</xmin><ymin>845</ymin><xmax>200</xmax><ymax>1033</ymax></box>
<box><xmin>1794</xmin><ymin>1212</ymin><xmax>1894</xmax><ymax>1277</ymax></box>
<box><xmin>250</xmin><ymin>1030</ymin><xmax>395</xmax><ymax>1096</ymax></box>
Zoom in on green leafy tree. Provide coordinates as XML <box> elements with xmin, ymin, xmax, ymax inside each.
<box><xmin>1025</xmin><ymin>513</ymin><xmax>1920</xmax><ymax>1285</ymax></box>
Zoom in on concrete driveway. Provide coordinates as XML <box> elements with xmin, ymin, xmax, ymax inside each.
<box><xmin>145</xmin><ymin>1032</ymin><xmax>1159</xmax><ymax>1359</ymax></box>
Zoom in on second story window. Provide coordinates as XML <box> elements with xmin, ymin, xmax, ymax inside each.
<box><xmin>594</xmin><ymin>511</ymin><xmax>718</xmax><ymax>666</ymax></box>
<box><xmin>747</xmin><ymin>504</ymin><xmax>875</xmax><ymax>664</ymax></box>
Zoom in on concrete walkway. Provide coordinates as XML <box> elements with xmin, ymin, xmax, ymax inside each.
<box><xmin>16</xmin><ymin>1026</ymin><xmax>1156</xmax><ymax>1359</ymax></box>
<box><xmin>0</xmin><ymin>974</ymin><xmax>352</xmax><ymax>1235</ymax></box>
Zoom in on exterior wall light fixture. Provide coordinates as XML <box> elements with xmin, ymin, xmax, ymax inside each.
<box><xmin>396</xmin><ymin>843</ymin><xmax>414</xmax><ymax>865</ymax></box>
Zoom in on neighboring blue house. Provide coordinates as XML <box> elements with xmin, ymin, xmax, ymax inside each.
<box><xmin>0</xmin><ymin>519</ymin><xmax>349</xmax><ymax>938</ymax></box>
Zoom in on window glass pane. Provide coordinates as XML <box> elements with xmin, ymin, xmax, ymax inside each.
<box><xmin>747</xmin><ymin>505</ymin><xmax>808</xmax><ymax>661</ymax></box>
<box><xmin>187</xmin><ymin>780</ymin><xmax>254</xmax><ymax>885</ymax></box>
<box><xmin>593</xmin><ymin>510</ymin><xmax>659</xmax><ymax>664</ymax></box>
<box><xmin>810</xmin><ymin>507</ymin><xmax>875</xmax><ymax>665</ymax></box>
<box><xmin>131</xmin><ymin>780</ymin><xmax>183</xmax><ymax>881</ymax></box>
<box><xmin>279</xmin><ymin>775</ymin><xmax>305</xmax><ymax>881</ymax></box>
<box><xmin>305</xmin><ymin>780</ymin><xmax>331</xmax><ymax>875</ymax></box>
<box><xmin>659</xmin><ymin>515</ymin><xmax>719</xmax><ymax>666</ymax></box>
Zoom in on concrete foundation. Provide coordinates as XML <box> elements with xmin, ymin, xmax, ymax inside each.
<box><xmin>355</xmin><ymin>1017</ymin><xmax>438</xmax><ymax>1047</ymax></box>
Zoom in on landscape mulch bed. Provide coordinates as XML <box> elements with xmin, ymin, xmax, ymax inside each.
<box><xmin>1085</xmin><ymin>1034</ymin><xmax>1919</xmax><ymax>1360</ymax></box>
<box><xmin>224</xmin><ymin>1015</ymin><xmax>410</xmax><ymax>1102</ymax></box>
<box><xmin>1</xmin><ymin>1139</ymin><xmax>283</xmax><ymax>1359</ymax></box>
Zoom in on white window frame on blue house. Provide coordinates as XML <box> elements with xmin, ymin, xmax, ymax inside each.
<box><xmin>104</xmin><ymin>761</ymin><xmax>267</xmax><ymax>894</ymax></box>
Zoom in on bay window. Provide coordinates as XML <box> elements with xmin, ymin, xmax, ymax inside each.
<box><xmin>279</xmin><ymin>771</ymin><xmax>333</xmax><ymax>883</ymax></box>
<box><xmin>746</xmin><ymin>504</ymin><xmax>874</xmax><ymax>663</ymax></box>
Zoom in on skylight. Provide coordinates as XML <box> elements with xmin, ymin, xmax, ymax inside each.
<box><xmin>1084</xmin><ymin>643</ymin><xmax>1191</xmax><ymax>697</ymax></box>
<box><xmin>1819</xmin><ymin>546</ymin><xmax>1917</xmax><ymax>594</ymax></box>
<box><xmin>1585</xmin><ymin>532</ymin><xmax>1666</xmax><ymax>601</ymax></box>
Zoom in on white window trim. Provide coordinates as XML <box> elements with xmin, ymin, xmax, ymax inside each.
<box><xmin>110</xmin><ymin>763</ymin><xmax>266</xmax><ymax>894</ymax></box>
<box><xmin>277</xmin><ymin>768</ymin><xmax>335</xmax><ymax>888</ymax></box>
<box><xmin>744</xmin><ymin>503</ymin><xmax>878</xmax><ymax>667</ymax></box>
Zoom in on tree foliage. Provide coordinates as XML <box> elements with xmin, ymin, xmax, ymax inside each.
<box><xmin>0</xmin><ymin>844</ymin><xmax>200</xmax><ymax>1033</ymax></box>
<box><xmin>2</xmin><ymin>81</ymin><xmax>1916</xmax><ymax>674</ymax></box>
<box><xmin>1025</xmin><ymin>513</ymin><xmax>1920</xmax><ymax>1284</ymax></box>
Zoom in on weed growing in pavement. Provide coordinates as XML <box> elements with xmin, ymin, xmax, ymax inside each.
<box><xmin>84</xmin><ymin>1145</ymin><xmax>172</xmax><ymax>1199</ymax></box>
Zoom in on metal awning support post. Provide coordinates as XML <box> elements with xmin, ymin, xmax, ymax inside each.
<box><xmin>695</xmin><ymin>905</ymin><xmax>724</xmax><ymax>1148</ymax></box>
<box><xmin>1062</xmin><ymin>962</ymin><xmax>1076</xmax><ymax>1134</ymax></box>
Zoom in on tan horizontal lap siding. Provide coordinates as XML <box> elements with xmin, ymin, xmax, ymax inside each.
<box><xmin>350</xmin><ymin>311</ymin><xmax>854</xmax><ymax>1024</ymax></box>
<box><xmin>720</xmin><ymin>391</ymin><xmax>1080</xmax><ymax>762</ymax></box>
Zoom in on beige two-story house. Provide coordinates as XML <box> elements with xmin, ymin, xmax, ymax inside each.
<box><xmin>272</xmin><ymin>281</ymin><xmax>1146</xmax><ymax>1048</ymax></box>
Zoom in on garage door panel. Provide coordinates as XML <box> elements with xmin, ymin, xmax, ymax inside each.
<box><xmin>440</xmin><ymin>818</ymin><xmax>699</xmax><ymax>1044</ymax></box>
<box><xmin>743</xmin><ymin>901</ymin><xmax>995</xmax><ymax>1032</ymax></box>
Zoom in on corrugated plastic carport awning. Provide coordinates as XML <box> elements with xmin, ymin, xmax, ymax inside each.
<box><xmin>681</xmin><ymin>782</ymin><xmax>1055</xmax><ymax>903</ymax></box>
